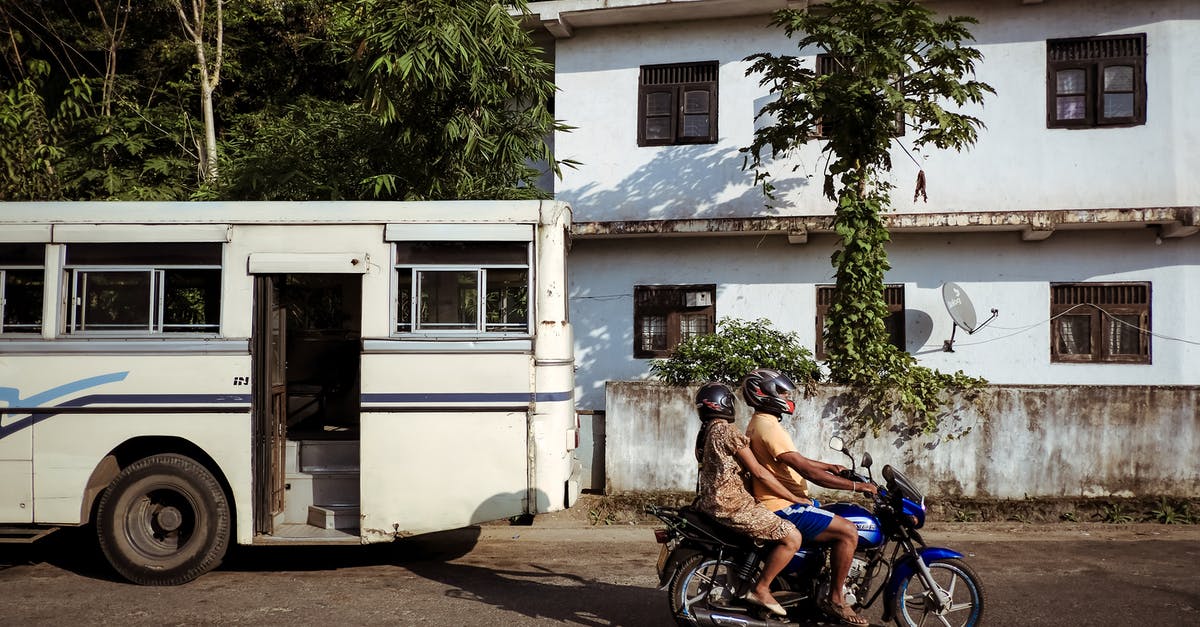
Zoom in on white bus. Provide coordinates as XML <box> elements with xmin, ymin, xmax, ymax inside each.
<box><xmin>0</xmin><ymin>200</ymin><xmax>579</xmax><ymax>585</ymax></box>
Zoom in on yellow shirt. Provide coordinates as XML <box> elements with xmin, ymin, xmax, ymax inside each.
<box><xmin>746</xmin><ymin>411</ymin><xmax>810</xmax><ymax>512</ymax></box>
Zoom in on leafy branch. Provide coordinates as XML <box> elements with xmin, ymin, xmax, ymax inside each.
<box><xmin>743</xmin><ymin>0</ymin><xmax>993</xmax><ymax>438</ymax></box>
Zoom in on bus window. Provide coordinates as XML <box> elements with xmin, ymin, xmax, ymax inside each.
<box><xmin>64</xmin><ymin>243</ymin><xmax>221</xmax><ymax>335</ymax></box>
<box><xmin>0</xmin><ymin>243</ymin><xmax>44</xmax><ymax>335</ymax></box>
<box><xmin>394</xmin><ymin>241</ymin><xmax>530</xmax><ymax>336</ymax></box>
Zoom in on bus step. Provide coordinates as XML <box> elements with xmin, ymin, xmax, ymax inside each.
<box><xmin>298</xmin><ymin>440</ymin><xmax>359</xmax><ymax>474</ymax></box>
<box><xmin>307</xmin><ymin>504</ymin><xmax>359</xmax><ymax>531</ymax></box>
<box><xmin>0</xmin><ymin>526</ymin><xmax>60</xmax><ymax>543</ymax></box>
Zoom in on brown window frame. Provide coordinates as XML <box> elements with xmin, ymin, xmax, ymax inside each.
<box><xmin>814</xmin><ymin>54</ymin><xmax>904</xmax><ymax>139</ymax></box>
<box><xmin>1046</xmin><ymin>34</ymin><xmax>1146</xmax><ymax>129</ymax></box>
<box><xmin>1050</xmin><ymin>282</ymin><xmax>1151</xmax><ymax>364</ymax></box>
<box><xmin>637</xmin><ymin>61</ymin><xmax>719</xmax><ymax>147</ymax></box>
<box><xmin>633</xmin><ymin>284</ymin><xmax>716</xmax><ymax>358</ymax></box>
<box><xmin>815</xmin><ymin>284</ymin><xmax>905</xmax><ymax>360</ymax></box>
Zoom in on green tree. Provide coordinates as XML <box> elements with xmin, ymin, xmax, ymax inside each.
<box><xmin>743</xmin><ymin>0</ymin><xmax>993</xmax><ymax>437</ymax></box>
<box><xmin>2</xmin><ymin>1</ymin><xmax>571</xmax><ymax>201</ymax></box>
<box><xmin>345</xmin><ymin>0</ymin><xmax>573</xmax><ymax>200</ymax></box>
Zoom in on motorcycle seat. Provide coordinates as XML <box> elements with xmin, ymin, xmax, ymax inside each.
<box><xmin>677</xmin><ymin>507</ymin><xmax>764</xmax><ymax>550</ymax></box>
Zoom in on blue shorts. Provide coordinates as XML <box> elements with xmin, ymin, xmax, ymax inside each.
<box><xmin>774</xmin><ymin>502</ymin><xmax>835</xmax><ymax>540</ymax></box>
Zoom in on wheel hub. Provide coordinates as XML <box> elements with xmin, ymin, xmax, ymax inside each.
<box><xmin>156</xmin><ymin>505</ymin><xmax>184</xmax><ymax>533</ymax></box>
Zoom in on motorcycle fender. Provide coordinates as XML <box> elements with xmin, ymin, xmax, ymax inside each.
<box><xmin>658</xmin><ymin>547</ymin><xmax>701</xmax><ymax>589</ymax></box>
<box><xmin>881</xmin><ymin>547</ymin><xmax>965</xmax><ymax>621</ymax></box>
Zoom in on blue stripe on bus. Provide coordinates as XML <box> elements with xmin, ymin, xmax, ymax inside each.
<box><xmin>1</xmin><ymin>378</ymin><xmax>572</xmax><ymax>440</ymax></box>
<box><xmin>58</xmin><ymin>393</ymin><xmax>252</xmax><ymax>407</ymax></box>
<box><xmin>361</xmin><ymin>390</ymin><xmax>572</xmax><ymax>404</ymax></box>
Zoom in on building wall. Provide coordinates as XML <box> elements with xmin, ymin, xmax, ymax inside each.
<box><xmin>604</xmin><ymin>381</ymin><xmax>1200</xmax><ymax>499</ymax></box>
<box><xmin>550</xmin><ymin>0</ymin><xmax>1200</xmax><ymax>221</ymax></box>
<box><xmin>569</xmin><ymin>229</ymin><xmax>1199</xmax><ymax>411</ymax></box>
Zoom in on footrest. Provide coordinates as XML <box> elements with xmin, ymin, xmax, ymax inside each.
<box><xmin>0</xmin><ymin>526</ymin><xmax>60</xmax><ymax>543</ymax></box>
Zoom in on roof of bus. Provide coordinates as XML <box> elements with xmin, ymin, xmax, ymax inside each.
<box><xmin>0</xmin><ymin>200</ymin><xmax>566</xmax><ymax>225</ymax></box>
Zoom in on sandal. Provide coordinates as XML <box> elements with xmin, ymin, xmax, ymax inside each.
<box><xmin>741</xmin><ymin>590</ymin><xmax>787</xmax><ymax>617</ymax></box>
<box><xmin>818</xmin><ymin>597</ymin><xmax>869</xmax><ymax>626</ymax></box>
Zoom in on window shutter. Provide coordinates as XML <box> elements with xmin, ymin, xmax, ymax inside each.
<box><xmin>1046</xmin><ymin>34</ymin><xmax>1145</xmax><ymax>129</ymax></box>
<box><xmin>638</xmin><ymin>62</ymin><xmax>718</xmax><ymax>146</ymax></box>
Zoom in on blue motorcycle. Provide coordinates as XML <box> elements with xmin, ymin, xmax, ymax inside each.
<box><xmin>648</xmin><ymin>437</ymin><xmax>986</xmax><ymax>627</ymax></box>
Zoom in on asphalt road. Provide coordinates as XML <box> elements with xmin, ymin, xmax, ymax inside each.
<box><xmin>1</xmin><ymin>522</ymin><xmax>1198</xmax><ymax>626</ymax></box>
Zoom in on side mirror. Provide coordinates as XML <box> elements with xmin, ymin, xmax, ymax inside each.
<box><xmin>829</xmin><ymin>436</ymin><xmax>846</xmax><ymax>453</ymax></box>
<box><xmin>861</xmin><ymin>452</ymin><xmax>873</xmax><ymax>469</ymax></box>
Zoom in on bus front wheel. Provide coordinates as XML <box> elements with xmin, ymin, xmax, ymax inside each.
<box><xmin>96</xmin><ymin>453</ymin><xmax>231</xmax><ymax>585</ymax></box>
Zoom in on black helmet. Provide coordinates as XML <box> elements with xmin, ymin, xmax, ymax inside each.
<box><xmin>695</xmin><ymin>382</ymin><xmax>736</xmax><ymax>422</ymax></box>
<box><xmin>741</xmin><ymin>368</ymin><xmax>797</xmax><ymax>415</ymax></box>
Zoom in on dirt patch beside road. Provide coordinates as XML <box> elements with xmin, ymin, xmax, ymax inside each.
<box><xmin>516</xmin><ymin>494</ymin><xmax>1200</xmax><ymax>543</ymax></box>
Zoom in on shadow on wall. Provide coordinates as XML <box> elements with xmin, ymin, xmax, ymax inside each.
<box><xmin>562</xmin><ymin>142</ymin><xmax>812</xmax><ymax>222</ymax></box>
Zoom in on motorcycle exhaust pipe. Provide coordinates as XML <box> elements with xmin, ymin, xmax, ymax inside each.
<box><xmin>691</xmin><ymin>607</ymin><xmax>780</xmax><ymax>627</ymax></box>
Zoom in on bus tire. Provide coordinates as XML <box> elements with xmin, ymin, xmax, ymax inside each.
<box><xmin>96</xmin><ymin>453</ymin><xmax>231</xmax><ymax>586</ymax></box>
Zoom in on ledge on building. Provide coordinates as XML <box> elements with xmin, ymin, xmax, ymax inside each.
<box><xmin>570</xmin><ymin>206</ymin><xmax>1200</xmax><ymax>242</ymax></box>
<box><xmin>520</xmin><ymin>0</ymin><xmax>807</xmax><ymax>39</ymax></box>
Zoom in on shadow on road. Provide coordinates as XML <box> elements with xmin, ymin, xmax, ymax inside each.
<box><xmin>0</xmin><ymin>524</ymin><xmax>116</xmax><ymax>582</ymax></box>
<box><xmin>405</xmin><ymin>557</ymin><xmax>667</xmax><ymax>626</ymax></box>
<box><xmin>219</xmin><ymin>526</ymin><xmax>485</xmax><ymax>573</ymax></box>
<box><xmin>0</xmin><ymin>525</ymin><xmax>485</xmax><ymax>582</ymax></box>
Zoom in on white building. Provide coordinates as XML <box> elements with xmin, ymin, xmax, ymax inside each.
<box><xmin>523</xmin><ymin>0</ymin><xmax>1200</xmax><ymax>487</ymax></box>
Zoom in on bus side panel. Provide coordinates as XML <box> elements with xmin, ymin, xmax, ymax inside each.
<box><xmin>2</xmin><ymin>357</ymin><xmax>37</xmax><ymax>522</ymax></box>
<box><xmin>359</xmin><ymin>351</ymin><xmax>533</xmax><ymax>542</ymax></box>
<box><xmin>17</xmin><ymin>355</ymin><xmax>253</xmax><ymax>530</ymax></box>
<box><xmin>359</xmin><ymin>411</ymin><xmax>527</xmax><ymax>542</ymax></box>
<box><xmin>0</xmin><ymin>463</ymin><xmax>33</xmax><ymax>523</ymax></box>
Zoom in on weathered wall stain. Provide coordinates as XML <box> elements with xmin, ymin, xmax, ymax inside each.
<box><xmin>604</xmin><ymin>381</ymin><xmax>1200</xmax><ymax>499</ymax></box>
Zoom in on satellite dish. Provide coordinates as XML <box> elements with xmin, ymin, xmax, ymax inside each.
<box><xmin>943</xmin><ymin>282</ymin><xmax>978</xmax><ymax>332</ymax></box>
<box><xmin>941</xmin><ymin>282</ymin><xmax>998</xmax><ymax>352</ymax></box>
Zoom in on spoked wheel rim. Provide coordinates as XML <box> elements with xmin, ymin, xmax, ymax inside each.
<box><xmin>898</xmin><ymin>561</ymin><xmax>981</xmax><ymax>627</ymax></box>
<box><xmin>678</xmin><ymin>558</ymin><xmax>740</xmax><ymax>616</ymax></box>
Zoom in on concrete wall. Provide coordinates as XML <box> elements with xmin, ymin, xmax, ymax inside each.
<box><xmin>550</xmin><ymin>0</ymin><xmax>1200</xmax><ymax>221</ymax></box>
<box><xmin>604</xmin><ymin>381</ymin><xmax>1200</xmax><ymax>499</ymax></box>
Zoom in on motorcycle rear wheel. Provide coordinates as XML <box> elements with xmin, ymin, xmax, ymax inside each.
<box><xmin>890</xmin><ymin>557</ymin><xmax>985</xmax><ymax>627</ymax></box>
<box><xmin>668</xmin><ymin>553</ymin><xmax>795</xmax><ymax>626</ymax></box>
<box><xmin>668</xmin><ymin>554</ymin><xmax>740</xmax><ymax>626</ymax></box>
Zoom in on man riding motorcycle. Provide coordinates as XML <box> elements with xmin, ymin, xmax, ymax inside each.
<box><xmin>742</xmin><ymin>368</ymin><xmax>877</xmax><ymax>626</ymax></box>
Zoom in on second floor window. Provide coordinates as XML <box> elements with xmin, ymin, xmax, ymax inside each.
<box><xmin>1</xmin><ymin>243</ymin><xmax>44</xmax><ymax>335</ymax></box>
<box><xmin>1051</xmin><ymin>282</ymin><xmax>1150</xmax><ymax>363</ymax></box>
<box><xmin>65</xmin><ymin>243</ymin><xmax>221</xmax><ymax>335</ymax></box>
<box><xmin>638</xmin><ymin>61</ymin><xmax>718</xmax><ymax>146</ymax></box>
<box><xmin>815</xmin><ymin>285</ymin><xmax>905</xmax><ymax>360</ymax></box>
<box><xmin>1047</xmin><ymin>34</ymin><xmax>1146</xmax><ymax>128</ymax></box>
<box><xmin>634</xmin><ymin>284</ymin><xmax>715</xmax><ymax>358</ymax></box>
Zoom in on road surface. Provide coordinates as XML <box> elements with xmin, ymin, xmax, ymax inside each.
<box><xmin>2</xmin><ymin>521</ymin><xmax>1197</xmax><ymax>625</ymax></box>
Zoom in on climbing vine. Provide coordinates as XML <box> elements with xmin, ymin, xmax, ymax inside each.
<box><xmin>743</xmin><ymin>0</ymin><xmax>995</xmax><ymax>437</ymax></box>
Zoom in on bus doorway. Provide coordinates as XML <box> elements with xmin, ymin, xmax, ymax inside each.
<box><xmin>252</xmin><ymin>273</ymin><xmax>361</xmax><ymax>540</ymax></box>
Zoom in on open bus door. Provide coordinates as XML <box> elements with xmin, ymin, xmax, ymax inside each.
<box><xmin>251</xmin><ymin>275</ymin><xmax>287</xmax><ymax>535</ymax></box>
<box><xmin>252</xmin><ymin>269</ymin><xmax>364</xmax><ymax>540</ymax></box>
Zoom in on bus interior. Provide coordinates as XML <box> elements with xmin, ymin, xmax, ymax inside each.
<box><xmin>254</xmin><ymin>273</ymin><xmax>363</xmax><ymax>541</ymax></box>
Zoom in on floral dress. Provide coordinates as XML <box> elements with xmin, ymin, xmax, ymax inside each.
<box><xmin>695</xmin><ymin>420</ymin><xmax>797</xmax><ymax>542</ymax></box>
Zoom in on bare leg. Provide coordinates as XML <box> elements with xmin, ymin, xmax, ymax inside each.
<box><xmin>812</xmin><ymin>516</ymin><xmax>867</xmax><ymax>624</ymax></box>
<box><xmin>752</xmin><ymin>527</ymin><xmax>802</xmax><ymax>605</ymax></box>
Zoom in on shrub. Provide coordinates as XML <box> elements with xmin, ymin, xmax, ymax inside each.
<box><xmin>650</xmin><ymin>317</ymin><xmax>821</xmax><ymax>387</ymax></box>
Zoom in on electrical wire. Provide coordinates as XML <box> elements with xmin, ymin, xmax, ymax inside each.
<box><xmin>956</xmin><ymin>302</ymin><xmax>1200</xmax><ymax>347</ymax></box>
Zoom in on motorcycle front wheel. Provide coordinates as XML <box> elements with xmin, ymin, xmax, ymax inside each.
<box><xmin>890</xmin><ymin>557</ymin><xmax>986</xmax><ymax>627</ymax></box>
